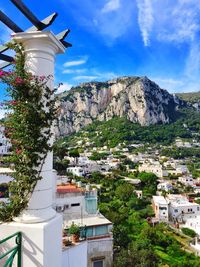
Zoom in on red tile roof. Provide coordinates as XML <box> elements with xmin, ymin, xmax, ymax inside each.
<box><xmin>57</xmin><ymin>184</ymin><xmax>83</xmax><ymax>194</ymax></box>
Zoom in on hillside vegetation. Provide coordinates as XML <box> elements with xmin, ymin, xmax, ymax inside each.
<box><xmin>176</xmin><ymin>92</ymin><xmax>200</xmax><ymax>103</ymax></box>
<box><xmin>56</xmin><ymin>109</ymin><xmax>200</xmax><ymax>148</ymax></box>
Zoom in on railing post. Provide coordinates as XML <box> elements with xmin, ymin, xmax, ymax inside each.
<box><xmin>0</xmin><ymin>232</ymin><xmax>22</xmax><ymax>267</ymax></box>
<box><xmin>16</xmin><ymin>232</ymin><xmax>22</xmax><ymax>267</ymax></box>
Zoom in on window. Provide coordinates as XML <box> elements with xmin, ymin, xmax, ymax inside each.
<box><xmin>174</xmin><ymin>209</ymin><xmax>178</xmax><ymax>213</ymax></box>
<box><xmin>56</xmin><ymin>206</ymin><xmax>64</xmax><ymax>212</ymax></box>
<box><xmin>86</xmin><ymin>227</ymin><xmax>93</xmax><ymax>237</ymax></box>
<box><xmin>95</xmin><ymin>225</ymin><xmax>109</xmax><ymax>236</ymax></box>
<box><xmin>64</xmin><ymin>204</ymin><xmax>69</xmax><ymax>210</ymax></box>
<box><xmin>159</xmin><ymin>207</ymin><xmax>167</xmax><ymax>210</ymax></box>
<box><xmin>93</xmin><ymin>260</ymin><xmax>103</xmax><ymax>267</ymax></box>
<box><xmin>71</xmin><ymin>203</ymin><xmax>80</xmax><ymax>207</ymax></box>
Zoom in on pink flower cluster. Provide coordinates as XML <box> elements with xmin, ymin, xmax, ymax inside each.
<box><xmin>8</xmin><ymin>100</ymin><xmax>18</xmax><ymax>106</ymax></box>
<box><xmin>0</xmin><ymin>70</ymin><xmax>13</xmax><ymax>78</ymax></box>
<box><xmin>14</xmin><ymin>77</ymin><xmax>24</xmax><ymax>85</ymax></box>
<box><xmin>39</xmin><ymin>75</ymin><xmax>46</xmax><ymax>81</ymax></box>
<box><xmin>16</xmin><ymin>148</ymin><xmax>22</xmax><ymax>155</ymax></box>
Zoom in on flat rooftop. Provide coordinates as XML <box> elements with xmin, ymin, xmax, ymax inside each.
<box><xmin>153</xmin><ymin>196</ymin><xmax>168</xmax><ymax>205</ymax></box>
<box><xmin>64</xmin><ymin>215</ymin><xmax>112</xmax><ymax>228</ymax></box>
<box><xmin>0</xmin><ymin>168</ymin><xmax>14</xmax><ymax>174</ymax></box>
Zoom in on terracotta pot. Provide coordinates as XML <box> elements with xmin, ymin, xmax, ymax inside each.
<box><xmin>63</xmin><ymin>238</ymin><xmax>72</xmax><ymax>247</ymax></box>
<box><xmin>72</xmin><ymin>234</ymin><xmax>79</xmax><ymax>243</ymax></box>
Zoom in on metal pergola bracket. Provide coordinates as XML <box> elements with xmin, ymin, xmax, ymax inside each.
<box><xmin>11</xmin><ymin>0</ymin><xmax>58</xmax><ymax>30</ymax></box>
<box><xmin>0</xmin><ymin>0</ymin><xmax>71</xmax><ymax>69</ymax></box>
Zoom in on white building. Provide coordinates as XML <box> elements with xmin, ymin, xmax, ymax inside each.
<box><xmin>78</xmin><ymin>156</ymin><xmax>90</xmax><ymax>166</ymax></box>
<box><xmin>67</xmin><ymin>167</ymin><xmax>85</xmax><ymax>177</ymax></box>
<box><xmin>0</xmin><ymin>126</ymin><xmax>11</xmax><ymax>155</ymax></box>
<box><xmin>167</xmin><ymin>195</ymin><xmax>200</xmax><ymax>223</ymax></box>
<box><xmin>178</xmin><ymin>175</ymin><xmax>194</xmax><ymax>186</ymax></box>
<box><xmin>175</xmin><ymin>138</ymin><xmax>192</xmax><ymax>148</ymax></box>
<box><xmin>152</xmin><ymin>194</ymin><xmax>200</xmax><ymax>223</ymax></box>
<box><xmin>167</xmin><ymin>165</ymin><xmax>189</xmax><ymax>176</ymax></box>
<box><xmin>139</xmin><ymin>160</ymin><xmax>168</xmax><ymax>178</ymax></box>
<box><xmin>134</xmin><ymin>190</ymin><xmax>143</xmax><ymax>199</ymax></box>
<box><xmin>54</xmin><ymin>182</ymin><xmax>113</xmax><ymax>267</ymax></box>
<box><xmin>157</xmin><ymin>181</ymin><xmax>173</xmax><ymax>192</ymax></box>
<box><xmin>185</xmin><ymin>216</ymin><xmax>200</xmax><ymax>235</ymax></box>
<box><xmin>152</xmin><ymin>196</ymin><xmax>169</xmax><ymax>222</ymax></box>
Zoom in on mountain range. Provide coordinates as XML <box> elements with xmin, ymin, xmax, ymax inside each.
<box><xmin>55</xmin><ymin>76</ymin><xmax>196</xmax><ymax>137</ymax></box>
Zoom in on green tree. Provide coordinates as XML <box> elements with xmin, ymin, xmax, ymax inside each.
<box><xmin>115</xmin><ymin>183</ymin><xmax>134</xmax><ymax>201</ymax></box>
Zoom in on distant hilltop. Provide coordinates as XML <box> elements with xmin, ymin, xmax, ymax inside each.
<box><xmin>56</xmin><ymin>76</ymin><xmax>187</xmax><ymax>137</ymax></box>
<box><xmin>175</xmin><ymin>91</ymin><xmax>200</xmax><ymax>111</ymax></box>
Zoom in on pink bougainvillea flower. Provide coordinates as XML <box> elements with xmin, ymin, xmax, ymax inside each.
<box><xmin>39</xmin><ymin>75</ymin><xmax>46</xmax><ymax>81</ymax></box>
<box><xmin>16</xmin><ymin>148</ymin><xmax>22</xmax><ymax>155</ymax></box>
<box><xmin>15</xmin><ymin>77</ymin><xmax>24</xmax><ymax>85</ymax></box>
<box><xmin>2</xmin><ymin>71</ymin><xmax>13</xmax><ymax>77</ymax></box>
<box><xmin>8</xmin><ymin>100</ymin><xmax>18</xmax><ymax>106</ymax></box>
<box><xmin>0</xmin><ymin>71</ymin><xmax>5</xmax><ymax>77</ymax></box>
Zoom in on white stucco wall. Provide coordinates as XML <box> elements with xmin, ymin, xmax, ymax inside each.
<box><xmin>0</xmin><ymin>214</ymin><xmax>62</xmax><ymax>267</ymax></box>
<box><xmin>87</xmin><ymin>237</ymin><xmax>113</xmax><ymax>267</ymax></box>
<box><xmin>62</xmin><ymin>241</ymin><xmax>87</xmax><ymax>267</ymax></box>
<box><xmin>170</xmin><ymin>204</ymin><xmax>200</xmax><ymax>222</ymax></box>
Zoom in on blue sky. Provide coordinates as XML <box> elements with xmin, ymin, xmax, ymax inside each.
<box><xmin>1</xmin><ymin>0</ymin><xmax>200</xmax><ymax>99</ymax></box>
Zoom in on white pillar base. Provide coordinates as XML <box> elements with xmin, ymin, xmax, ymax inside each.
<box><xmin>0</xmin><ymin>214</ymin><xmax>62</xmax><ymax>267</ymax></box>
<box><xmin>14</xmin><ymin>206</ymin><xmax>56</xmax><ymax>224</ymax></box>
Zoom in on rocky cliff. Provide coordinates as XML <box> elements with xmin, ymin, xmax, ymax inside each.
<box><xmin>56</xmin><ymin>76</ymin><xmax>182</xmax><ymax>137</ymax></box>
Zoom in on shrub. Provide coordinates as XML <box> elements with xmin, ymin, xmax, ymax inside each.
<box><xmin>181</xmin><ymin>228</ymin><xmax>196</xmax><ymax>238</ymax></box>
<box><xmin>68</xmin><ymin>223</ymin><xmax>80</xmax><ymax>235</ymax></box>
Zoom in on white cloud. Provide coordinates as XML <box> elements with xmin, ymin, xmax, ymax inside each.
<box><xmin>151</xmin><ymin>77</ymin><xmax>184</xmax><ymax>92</ymax></box>
<box><xmin>59</xmin><ymin>0</ymin><xmax>135</xmax><ymax>42</ymax></box>
<box><xmin>157</xmin><ymin>0</ymin><xmax>200</xmax><ymax>43</ymax></box>
<box><xmin>62</xmin><ymin>69</ymin><xmax>87</xmax><ymax>74</ymax></box>
<box><xmin>151</xmin><ymin>76</ymin><xmax>200</xmax><ymax>93</ymax></box>
<box><xmin>73</xmin><ymin>75</ymin><xmax>98</xmax><ymax>81</ymax></box>
<box><xmin>150</xmin><ymin>1</ymin><xmax>200</xmax><ymax>92</ymax></box>
<box><xmin>92</xmin><ymin>70</ymin><xmax>118</xmax><ymax>81</ymax></box>
<box><xmin>72</xmin><ymin>69</ymin><xmax>118</xmax><ymax>82</ymax></box>
<box><xmin>63</xmin><ymin>57</ymin><xmax>88</xmax><ymax>67</ymax></box>
<box><xmin>55</xmin><ymin>82</ymin><xmax>72</xmax><ymax>94</ymax></box>
<box><xmin>136</xmin><ymin>0</ymin><xmax>154</xmax><ymax>46</ymax></box>
<box><xmin>101</xmin><ymin>0</ymin><xmax>120</xmax><ymax>13</ymax></box>
<box><xmin>184</xmin><ymin>42</ymin><xmax>200</xmax><ymax>79</ymax></box>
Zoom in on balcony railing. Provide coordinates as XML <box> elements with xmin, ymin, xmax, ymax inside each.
<box><xmin>0</xmin><ymin>232</ymin><xmax>22</xmax><ymax>267</ymax></box>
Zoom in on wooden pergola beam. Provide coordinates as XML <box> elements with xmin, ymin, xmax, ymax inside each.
<box><xmin>0</xmin><ymin>62</ymin><xmax>11</xmax><ymax>69</ymax></box>
<box><xmin>10</xmin><ymin>0</ymin><xmax>58</xmax><ymax>30</ymax></box>
<box><xmin>0</xmin><ymin>54</ymin><xmax>14</xmax><ymax>63</ymax></box>
<box><xmin>56</xmin><ymin>30</ymin><xmax>72</xmax><ymax>48</ymax></box>
<box><xmin>0</xmin><ymin>10</ymin><xmax>23</xmax><ymax>32</ymax></box>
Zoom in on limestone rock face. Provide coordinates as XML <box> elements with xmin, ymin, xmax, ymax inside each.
<box><xmin>56</xmin><ymin>76</ymin><xmax>181</xmax><ymax>137</ymax></box>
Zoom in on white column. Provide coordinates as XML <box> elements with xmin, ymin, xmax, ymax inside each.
<box><xmin>12</xmin><ymin>31</ymin><xmax>65</xmax><ymax>223</ymax></box>
<box><xmin>0</xmin><ymin>31</ymin><xmax>65</xmax><ymax>267</ymax></box>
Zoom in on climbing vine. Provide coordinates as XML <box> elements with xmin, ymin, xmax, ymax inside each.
<box><xmin>0</xmin><ymin>42</ymin><xmax>57</xmax><ymax>221</ymax></box>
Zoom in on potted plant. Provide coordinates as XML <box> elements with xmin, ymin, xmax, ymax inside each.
<box><xmin>62</xmin><ymin>238</ymin><xmax>72</xmax><ymax>247</ymax></box>
<box><xmin>68</xmin><ymin>223</ymin><xmax>80</xmax><ymax>243</ymax></box>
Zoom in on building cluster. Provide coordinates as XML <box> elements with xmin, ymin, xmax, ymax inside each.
<box><xmin>54</xmin><ymin>179</ymin><xmax>113</xmax><ymax>267</ymax></box>
<box><xmin>1</xmin><ymin>130</ymin><xmax>200</xmax><ymax>264</ymax></box>
<box><xmin>153</xmin><ymin>194</ymin><xmax>200</xmax><ymax>223</ymax></box>
<box><xmin>66</xmin><ymin>153</ymin><xmax>120</xmax><ymax>177</ymax></box>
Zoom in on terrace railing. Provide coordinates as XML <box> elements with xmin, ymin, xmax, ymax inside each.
<box><xmin>0</xmin><ymin>232</ymin><xmax>22</xmax><ymax>267</ymax></box>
